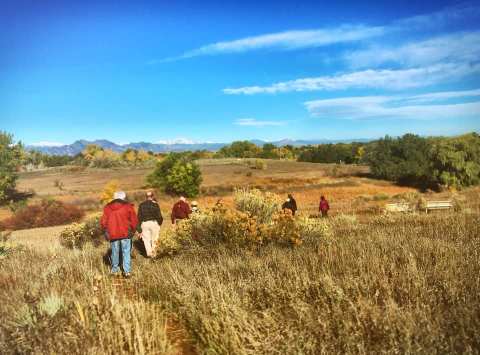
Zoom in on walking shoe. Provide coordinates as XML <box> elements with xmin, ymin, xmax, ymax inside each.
<box><xmin>123</xmin><ymin>272</ymin><xmax>131</xmax><ymax>279</ymax></box>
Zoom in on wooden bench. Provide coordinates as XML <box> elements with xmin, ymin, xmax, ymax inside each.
<box><xmin>425</xmin><ymin>200</ymin><xmax>453</xmax><ymax>213</ymax></box>
<box><xmin>384</xmin><ymin>203</ymin><xmax>411</xmax><ymax>213</ymax></box>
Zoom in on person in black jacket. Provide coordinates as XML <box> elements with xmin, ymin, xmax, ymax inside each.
<box><xmin>282</xmin><ymin>194</ymin><xmax>298</xmax><ymax>216</ymax></box>
<box><xmin>137</xmin><ymin>191</ymin><xmax>163</xmax><ymax>257</ymax></box>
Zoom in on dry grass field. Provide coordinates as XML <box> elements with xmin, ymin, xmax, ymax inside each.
<box><xmin>2</xmin><ymin>159</ymin><xmax>479</xmax><ymax>354</ymax></box>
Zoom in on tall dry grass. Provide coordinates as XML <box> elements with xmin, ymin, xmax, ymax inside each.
<box><xmin>1</xmin><ymin>210</ymin><xmax>479</xmax><ymax>354</ymax></box>
<box><xmin>0</xmin><ymin>246</ymin><xmax>174</xmax><ymax>355</ymax></box>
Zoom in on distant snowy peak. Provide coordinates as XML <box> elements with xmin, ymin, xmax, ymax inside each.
<box><xmin>156</xmin><ymin>138</ymin><xmax>198</xmax><ymax>145</ymax></box>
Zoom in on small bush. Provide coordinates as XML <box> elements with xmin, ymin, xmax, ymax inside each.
<box><xmin>297</xmin><ymin>216</ymin><xmax>333</xmax><ymax>241</ymax></box>
<box><xmin>372</xmin><ymin>193</ymin><xmax>389</xmax><ymax>201</ymax></box>
<box><xmin>0</xmin><ymin>200</ymin><xmax>84</xmax><ymax>230</ymax></box>
<box><xmin>59</xmin><ymin>214</ymin><xmax>103</xmax><ymax>249</ymax></box>
<box><xmin>155</xmin><ymin>228</ymin><xmax>182</xmax><ymax>256</ymax></box>
<box><xmin>417</xmin><ymin>196</ymin><xmax>428</xmax><ymax>211</ymax></box>
<box><xmin>249</xmin><ymin>159</ymin><xmax>266</xmax><ymax>170</ymax></box>
<box><xmin>234</xmin><ymin>188</ymin><xmax>280</xmax><ymax>224</ymax></box>
<box><xmin>38</xmin><ymin>294</ymin><xmax>64</xmax><ymax>317</ymax></box>
<box><xmin>262</xmin><ymin>211</ymin><xmax>302</xmax><ymax>246</ymax></box>
<box><xmin>451</xmin><ymin>194</ymin><xmax>467</xmax><ymax>212</ymax></box>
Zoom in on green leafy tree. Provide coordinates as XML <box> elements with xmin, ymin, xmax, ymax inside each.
<box><xmin>217</xmin><ymin>141</ymin><xmax>261</xmax><ymax>158</ymax></box>
<box><xmin>261</xmin><ymin>143</ymin><xmax>280</xmax><ymax>159</ymax></box>
<box><xmin>165</xmin><ymin>160</ymin><xmax>202</xmax><ymax>197</ymax></box>
<box><xmin>147</xmin><ymin>152</ymin><xmax>202</xmax><ymax>197</ymax></box>
<box><xmin>429</xmin><ymin>133</ymin><xmax>480</xmax><ymax>188</ymax></box>
<box><xmin>0</xmin><ymin>132</ymin><xmax>24</xmax><ymax>202</ymax></box>
<box><xmin>365</xmin><ymin>134</ymin><xmax>432</xmax><ymax>187</ymax></box>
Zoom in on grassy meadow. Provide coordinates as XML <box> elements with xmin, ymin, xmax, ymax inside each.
<box><xmin>1</xmin><ymin>159</ymin><xmax>479</xmax><ymax>354</ymax></box>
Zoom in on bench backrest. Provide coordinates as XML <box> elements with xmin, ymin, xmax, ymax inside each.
<box><xmin>426</xmin><ymin>200</ymin><xmax>453</xmax><ymax>209</ymax></box>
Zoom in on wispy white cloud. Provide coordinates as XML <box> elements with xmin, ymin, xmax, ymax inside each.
<box><xmin>224</xmin><ymin>63</ymin><xmax>480</xmax><ymax>95</ymax></box>
<box><xmin>29</xmin><ymin>141</ymin><xmax>65</xmax><ymax>147</ymax></box>
<box><xmin>152</xmin><ymin>3</ymin><xmax>480</xmax><ymax>63</ymax></box>
<box><xmin>346</xmin><ymin>31</ymin><xmax>480</xmax><ymax>68</ymax></box>
<box><xmin>234</xmin><ymin>118</ymin><xmax>287</xmax><ymax>127</ymax></box>
<box><xmin>392</xmin><ymin>3</ymin><xmax>480</xmax><ymax>31</ymax></box>
<box><xmin>157</xmin><ymin>25</ymin><xmax>384</xmax><ymax>63</ymax></box>
<box><xmin>304</xmin><ymin>89</ymin><xmax>480</xmax><ymax>120</ymax></box>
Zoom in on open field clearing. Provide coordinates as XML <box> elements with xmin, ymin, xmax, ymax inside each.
<box><xmin>11</xmin><ymin>159</ymin><xmax>419</xmax><ymax>220</ymax></box>
<box><xmin>1</xmin><ymin>210</ymin><xmax>479</xmax><ymax>354</ymax></box>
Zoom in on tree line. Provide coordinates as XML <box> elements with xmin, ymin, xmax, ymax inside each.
<box><xmin>1</xmin><ymin>131</ymin><xmax>479</xmax><ymax>203</ymax></box>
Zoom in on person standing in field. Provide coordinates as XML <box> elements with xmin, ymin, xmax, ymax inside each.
<box><xmin>319</xmin><ymin>195</ymin><xmax>330</xmax><ymax>217</ymax></box>
<box><xmin>171</xmin><ymin>196</ymin><xmax>191</xmax><ymax>224</ymax></box>
<box><xmin>101</xmin><ymin>191</ymin><xmax>138</xmax><ymax>278</ymax></box>
<box><xmin>282</xmin><ymin>193</ymin><xmax>298</xmax><ymax>216</ymax></box>
<box><xmin>137</xmin><ymin>191</ymin><xmax>163</xmax><ymax>258</ymax></box>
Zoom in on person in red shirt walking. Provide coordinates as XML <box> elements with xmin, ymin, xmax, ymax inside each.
<box><xmin>171</xmin><ymin>196</ymin><xmax>191</xmax><ymax>224</ymax></box>
<box><xmin>101</xmin><ymin>191</ymin><xmax>138</xmax><ymax>278</ymax></box>
<box><xmin>319</xmin><ymin>195</ymin><xmax>330</xmax><ymax>217</ymax></box>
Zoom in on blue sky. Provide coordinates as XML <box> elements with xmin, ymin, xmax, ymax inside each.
<box><xmin>1</xmin><ymin>0</ymin><xmax>479</xmax><ymax>146</ymax></box>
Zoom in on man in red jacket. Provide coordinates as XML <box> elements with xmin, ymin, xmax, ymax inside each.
<box><xmin>101</xmin><ymin>191</ymin><xmax>138</xmax><ymax>278</ymax></box>
<box><xmin>319</xmin><ymin>195</ymin><xmax>330</xmax><ymax>217</ymax></box>
<box><xmin>171</xmin><ymin>196</ymin><xmax>191</xmax><ymax>224</ymax></box>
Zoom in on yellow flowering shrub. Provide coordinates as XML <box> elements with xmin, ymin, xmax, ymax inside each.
<box><xmin>59</xmin><ymin>214</ymin><xmax>103</xmax><ymax>249</ymax></box>
<box><xmin>175</xmin><ymin>208</ymin><xmax>261</xmax><ymax>248</ymax></box>
<box><xmin>234</xmin><ymin>188</ymin><xmax>280</xmax><ymax>224</ymax></box>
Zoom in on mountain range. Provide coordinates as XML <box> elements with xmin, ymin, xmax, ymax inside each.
<box><xmin>27</xmin><ymin>138</ymin><xmax>371</xmax><ymax>156</ymax></box>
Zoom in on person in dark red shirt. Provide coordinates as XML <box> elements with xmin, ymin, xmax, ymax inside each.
<box><xmin>101</xmin><ymin>191</ymin><xmax>138</xmax><ymax>278</ymax></box>
<box><xmin>171</xmin><ymin>196</ymin><xmax>191</xmax><ymax>224</ymax></box>
<box><xmin>319</xmin><ymin>195</ymin><xmax>330</xmax><ymax>217</ymax></box>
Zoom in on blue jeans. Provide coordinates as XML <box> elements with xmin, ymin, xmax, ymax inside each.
<box><xmin>110</xmin><ymin>238</ymin><xmax>131</xmax><ymax>274</ymax></box>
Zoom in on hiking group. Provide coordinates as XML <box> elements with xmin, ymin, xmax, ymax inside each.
<box><xmin>100</xmin><ymin>191</ymin><xmax>329</xmax><ymax>278</ymax></box>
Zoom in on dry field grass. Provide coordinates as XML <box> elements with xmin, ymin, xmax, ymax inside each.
<box><xmin>1</xmin><ymin>209</ymin><xmax>479</xmax><ymax>354</ymax></box>
<box><xmin>2</xmin><ymin>160</ymin><xmax>479</xmax><ymax>354</ymax></box>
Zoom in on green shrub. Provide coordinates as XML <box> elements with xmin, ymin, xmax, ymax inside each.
<box><xmin>248</xmin><ymin>159</ymin><xmax>267</xmax><ymax>170</ymax></box>
<box><xmin>372</xmin><ymin>193</ymin><xmax>389</xmax><ymax>201</ymax></box>
<box><xmin>147</xmin><ymin>153</ymin><xmax>202</xmax><ymax>197</ymax></box>
<box><xmin>234</xmin><ymin>188</ymin><xmax>280</xmax><ymax>224</ymax></box>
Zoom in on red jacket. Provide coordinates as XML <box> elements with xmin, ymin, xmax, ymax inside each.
<box><xmin>101</xmin><ymin>199</ymin><xmax>138</xmax><ymax>240</ymax></box>
<box><xmin>319</xmin><ymin>200</ymin><xmax>330</xmax><ymax>212</ymax></box>
<box><xmin>171</xmin><ymin>200</ymin><xmax>191</xmax><ymax>224</ymax></box>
